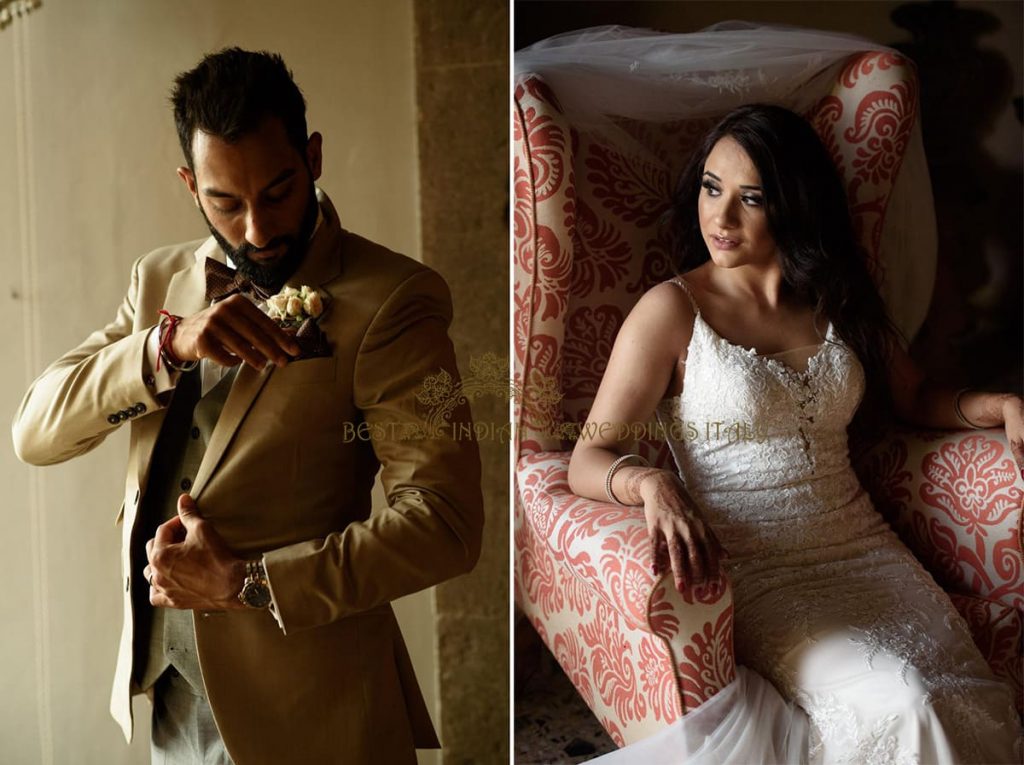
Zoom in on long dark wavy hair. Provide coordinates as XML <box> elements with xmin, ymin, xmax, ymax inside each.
<box><xmin>667</xmin><ymin>103</ymin><xmax>902</xmax><ymax>442</ymax></box>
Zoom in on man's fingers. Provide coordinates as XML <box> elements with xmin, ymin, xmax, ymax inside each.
<box><xmin>191</xmin><ymin>321</ymin><xmax>251</xmax><ymax>367</ymax></box>
<box><xmin>154</xmin><ymin>515</ymin><xmax>184</xmax><ymax>547</ymax></box>
<box><xmin>221</xmin><ymin>296</ymin><xmax>300</xmax><ymax>359</ymax></box>
<box><xmin>198</xmin><ymin>338</ymin><xmax>246</xmax><ymax>369</ymax></box>
<box><xmin>205</xmin><ymin>318</ymin><xmax>270</xmax><ymax>370</ymax></box>
<box><xmin>178</xmin><ymin>492</ymin><xmax>197</xmax><ymax>513</ymax></box>
<box><xmin>197</xmin><ymin>300</ymin><xmax>272</xmax><ymax>368</ymax></box>
<box><xmin>236</xmin><ymin>307</ymin><xmax>301</xmax><ymax>362</ymax></box>
<box><xmin>177</xmin><ymin>493</ymin><xmax>202</xmax><ymax>531</ymax></box>
<box><xmin>144</xmin><ymin>565</ymin><xmax>162</xmax><ymax>591</ymax></box>
<box><xmin>145</xmin><ymin>537</ymin><xmax>155</xmax><ymax>563</ymax></box>
<box><xmin>223</xmin><ymin>309</ymin><xmax>288</xmax><ymax>368</ymax></box>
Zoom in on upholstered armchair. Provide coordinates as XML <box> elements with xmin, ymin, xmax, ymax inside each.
<box><xmin>512</xmin><ymin>42</ymin><xmax>1023</xmax><ymax>748</ymax></box>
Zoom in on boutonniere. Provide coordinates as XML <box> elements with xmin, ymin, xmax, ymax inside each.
<box><xmin>264</xmin><ymin>285</ymin><xmax>332</xmax><ymax>359</ymax></box>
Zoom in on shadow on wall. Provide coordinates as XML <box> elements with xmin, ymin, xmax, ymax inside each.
<box><xmin>890</xmin><ymin>1</ymin><xmax>1022</xmax><ymax>391</ymax></box>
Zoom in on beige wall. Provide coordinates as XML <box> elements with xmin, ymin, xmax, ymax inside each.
<box><xmin>2</xmin><ymin>2</ymin><xmax>454</xmax><ymax>763</ymax></box>
<box><xmin>414</xmin><ymin>2</ymin><xmax>509</xmax><ymax>763</ymax></box>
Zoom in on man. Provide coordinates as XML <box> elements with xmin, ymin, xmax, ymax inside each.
<box><xmin>12</xmin><ymin>48</ymin><xmax>483</xmax><ymax>764</ymax></box>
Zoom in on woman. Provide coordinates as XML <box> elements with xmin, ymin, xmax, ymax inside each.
<box><xmin>568</xmin><ymin>104</ymin><xmax>1023</xmax><ymax>763</ymax></box>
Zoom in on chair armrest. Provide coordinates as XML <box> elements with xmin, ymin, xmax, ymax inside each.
<box><xmin>855</xmin><ymin>426</ymin><xmax>1023</xmax><ymax>609</ymax></box>
<box><xmin>517</xmin><ymin>450</ymin><xmax>731</xmax><ymax>629</ymax></box>
<box><xmin>515</xmin><ymin>450</ymin><xmax>735</xmax><ymax>724</ymax></box>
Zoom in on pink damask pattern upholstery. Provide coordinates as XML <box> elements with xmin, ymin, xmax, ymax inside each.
<box><xmin>515</xmin><ymin>451</ymin><xmax>733</xmax><ymax>744</ymax></box>
<box><xmin>514</xmin><ymin>46</ymin><xmax>1024</xmax><ymax>745</ymax></box>
<box><xmin>857</xmin><ymin>429</ymin><xmax>1024</xmax><ymax>710</ymax></box>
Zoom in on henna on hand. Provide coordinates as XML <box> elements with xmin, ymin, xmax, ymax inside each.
<box><xmin>621</xmin><ymin>467</ymin><xmax>668</xmax><ymax>505</ymax></box>
<box><xmin>641</xmin><ymin>471</ymin><xmax>728</xmax><ymax>593</ymax></box>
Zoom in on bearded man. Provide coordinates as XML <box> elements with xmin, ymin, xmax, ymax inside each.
<box><xmin>12</xmin><ymin>47</ymin><xmax>483</xmax><ymax>764</ymax></box>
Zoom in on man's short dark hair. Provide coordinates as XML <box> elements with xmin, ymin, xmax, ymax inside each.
<box><xmin>171</xmin><ymin>48</ymin><xmax>308</xmax><ymax>169</ymax></box>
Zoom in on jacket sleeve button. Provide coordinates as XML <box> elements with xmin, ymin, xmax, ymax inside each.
<box><xmin>107</xmin><ymin>414</ymin><xmax>120</xmax><ymax>425</ymax></box>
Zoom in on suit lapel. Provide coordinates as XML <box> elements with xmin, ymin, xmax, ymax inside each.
<box><xmin>166</xmin><ymin>237</ymin><xmax>220</xmax><ymax>317</ymax></box>
<box><xmin>191</xmin><ymin>362</ymin><xmax>274</xmax><ymax>500</ymax></box>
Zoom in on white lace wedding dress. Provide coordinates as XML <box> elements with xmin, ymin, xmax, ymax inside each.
<box><xmin>592</xmin><ymin>277</ymin><xmax>1022</xmax><ymax>764</ymax></box>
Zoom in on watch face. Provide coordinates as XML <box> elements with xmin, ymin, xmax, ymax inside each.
<box><xmin>241</xmin><ymin>581</ymin><xmax>272</xmax><ymax>609</ymax></box>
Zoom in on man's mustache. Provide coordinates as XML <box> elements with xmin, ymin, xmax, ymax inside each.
<box><xmin>230</xmin><ymin>236</ymin><xmax>296</xmax><ymax>261</ymax></box>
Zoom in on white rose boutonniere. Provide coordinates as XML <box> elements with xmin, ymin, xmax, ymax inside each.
<box><xmin>267</xmin><ymin>285</ymin><xmax>325</xmax><ymax>325</ymax></box>
<box><xmin>264</xmin><ymin>284</ymin><xmax>331</xmax><ymax>359</ymax></box>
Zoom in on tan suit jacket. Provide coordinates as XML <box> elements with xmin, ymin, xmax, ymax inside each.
<box><xmin>12</xmin><ymin>192</ymin><xmax>484</xmax><ymax>764</ymax></box>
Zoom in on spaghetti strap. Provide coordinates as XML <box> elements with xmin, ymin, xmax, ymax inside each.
<box><xmin>668</xmin><ymin>276</ymin><xmax>701</xmax><ymax>315</ymax></box>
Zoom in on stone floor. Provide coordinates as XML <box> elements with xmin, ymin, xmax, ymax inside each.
<box><xmin>514</xmin><ymin>635</ymin><xmax>616</xmax><ymax>764</ymax></box>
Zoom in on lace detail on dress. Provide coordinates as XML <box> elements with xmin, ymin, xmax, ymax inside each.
<box><xmin>804</xmin><ymin>695</ymin><xmax>921</xmax><ymax>765</ymax></box>
<box><xmin>652</xmin><ymin>277</ymin><xmax>1020</xmax><ymax>763</ymax></box>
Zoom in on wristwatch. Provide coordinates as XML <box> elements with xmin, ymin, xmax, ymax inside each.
<box><xmin>237</xmin><ymin>559</ymin><xmax>272</xmax><ymax>609</ymax></box>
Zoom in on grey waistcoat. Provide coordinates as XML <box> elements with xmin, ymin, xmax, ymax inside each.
<box><xmin>133</xmin><ymin>364</ymin><xmax>238</xmax><ymax>694</ymax></box>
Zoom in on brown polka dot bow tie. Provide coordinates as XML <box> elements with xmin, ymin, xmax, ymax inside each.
<box><xmin>204</xmin><ymin>257</ymin><xmax>274</xmax><ymax>304</ymax></box>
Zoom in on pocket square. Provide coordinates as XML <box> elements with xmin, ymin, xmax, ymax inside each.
<box><xmin>290</xmin><ymin>317</ymin><xmax>332</xmax><ymax>360</ymax></box>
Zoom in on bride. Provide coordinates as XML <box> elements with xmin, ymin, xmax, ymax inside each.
<box><xmin>567</xmin><ymin>103</ymin><xmax>1023</xmax><ymax>763</ymax></box>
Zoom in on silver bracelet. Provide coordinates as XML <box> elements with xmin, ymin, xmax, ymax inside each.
<box><xmin>605</xmin><ymin>453</ymin><xmax>650</xmax><ymax>505</ymax></box>
<box><xmin>953</xmin><ymin>388</ymin><xmax>984</xmax><ymax>429</ymax></box>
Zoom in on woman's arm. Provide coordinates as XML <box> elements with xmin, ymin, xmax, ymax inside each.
<box><xmin>887</xmin><ymin>341</ymin><xmax>1024</xmax><ymax>471</ymax></box>
<box><xmin>567</xmin><ymin>283</ymin><xmax>725</xmax><ymax>589</ymax></box>
<box><xmin>568</xmin><ymin>283</ymin><xmax>682</xmax><ymax>499</ymax></box>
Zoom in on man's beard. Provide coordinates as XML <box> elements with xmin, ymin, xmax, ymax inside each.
<box><xmin>199</xmin><ymin>180</ymin><xmax>319</xmax><ymax>293</ymax></box>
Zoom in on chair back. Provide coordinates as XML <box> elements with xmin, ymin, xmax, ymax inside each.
<box><xmin>513</xmin><ymin>51</ymin><xmax>931</xmax><ymax>463</ymax></box>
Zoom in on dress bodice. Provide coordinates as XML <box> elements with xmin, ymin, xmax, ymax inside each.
<box><xmin>653</xmin><ymin>277</ymin><xmax>876</xmax><ymax>559</ymax></box>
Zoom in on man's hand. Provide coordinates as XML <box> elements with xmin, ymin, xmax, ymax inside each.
<box><xmin>170</xmin><ymin>294</ymin><xmax>301</xmax><ymax>370</ymax></box>
<box><xmin>144</xmin><ymin>494</ymin><xmax>246</xmax><ymax>611</ymax></box>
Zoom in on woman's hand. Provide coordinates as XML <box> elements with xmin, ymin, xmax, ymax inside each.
<box><xmin>639</xmin><ymin>470</ymin><xmax>727</xmax><ymax>593</ymax></box>
<box><xmin>1003</xmin><ymin>395</ymin><xmax>1024</xmax><ymax>477</ymax></box>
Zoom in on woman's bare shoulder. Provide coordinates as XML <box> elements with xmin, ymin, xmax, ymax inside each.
<box><xmin>644</xmin><ymin>277</ymin><xmax>698</xmax><ymax>307</ymax></box>
<box><xmin>618</xmin><ymin>278</ymin><xmax>698</xmax><ymax>356</ymax></box>
<box><xmin>630</xmin><ymin>278</ymin><xmax>698</xmax><ymax>328</ymax></box>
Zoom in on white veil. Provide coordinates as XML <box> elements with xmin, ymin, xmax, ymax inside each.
<box><xmin>515</xmin><ymin>21</ymin><xmax>937</xmax><ymax>340</ymax></box>
<box><xmin>515</xmin><ymin>21</ymin><xmax>894</xmax><ymax>123</ymax></box>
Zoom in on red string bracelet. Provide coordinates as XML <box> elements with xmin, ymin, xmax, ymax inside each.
<box><xmin>156</xmin><ymin>310</ymin><xmax>198</xmax><ymax>373</ymax></box>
